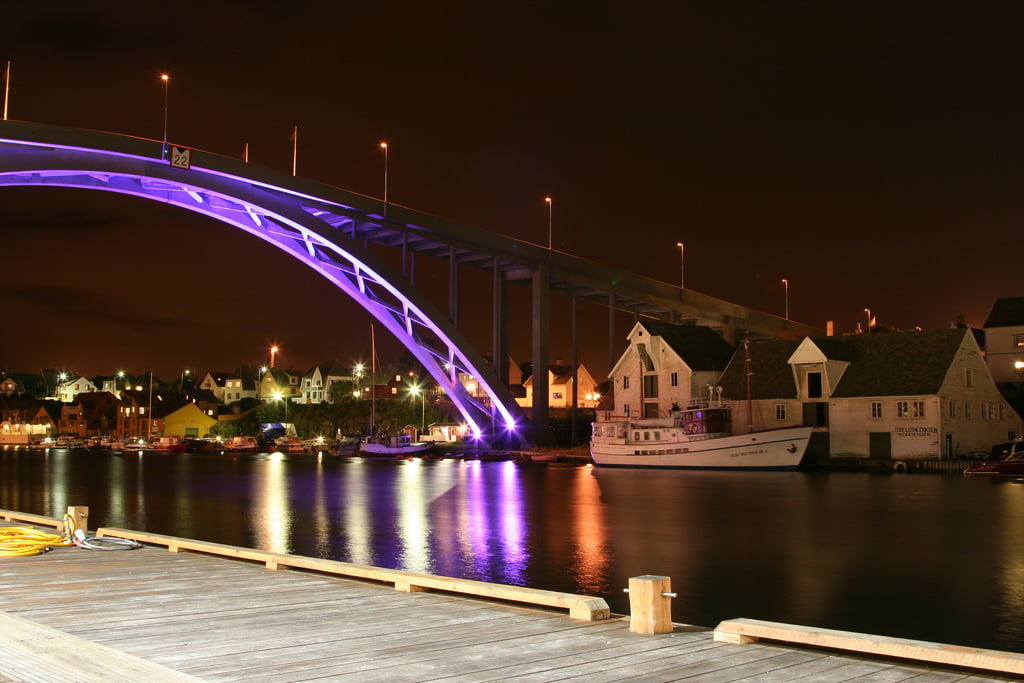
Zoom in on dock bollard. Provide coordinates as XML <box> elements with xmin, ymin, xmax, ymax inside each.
<box><xmin>624</xmin><ymin>575</ymin><xmax>675</xmax><ymax>634</ymax></box>
<box><xmin>66</xmin><ymin>505</ymin><xmax>89</xmax><ymax>536</ymax></box>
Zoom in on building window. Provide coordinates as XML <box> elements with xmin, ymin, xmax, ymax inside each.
<box><xmin>623</xmin><ymin>376</ymin><xmax>630</xmax><ymax>389</ymax></box>
<box><xmin>948</xmin><ymin>400</ymin><xmax>956</xmax><ymax>418</ymax></box>
<box><xmin>1015</xmin><ymin>361</ymin><xmax>1024</xmax><ymax>375</ymax></box>
<box><xmin>871</xmin><ymin>402</ymin><xmax>882</xmax><ymax>418</ymax></box>
<box><xmin>623</xmin><ymin>404</ymin><xmax>630</xmax><ymax>417</ymax></box>
<box><xmin>1015</xmin><ymin>335</ymin><xmax>1024</xmax><ymax>347</ymax></box>
<box><xmin>965</xmin><ymin>369</ymin><xmax>974</xmax><ymax>387</ymax></box>
<box><xmin>670</xmin><ymin>372</ymin><xmax>678</xmax><ymax>387</ymax></box>
<box><xmin>897</xmin><ymin>401</ymin><xmax>909</xmax><ymax>418</ymax></box>
<box><xmin>912</xmin><ymin>401</ymin><xmax>925</xmax><ymax>418</ymax></box>
<box><xmin>964</xmin><ymin>401</ymin><xmax>972</xmax><ymax>419</ymax></box>
<box><xmin>552</xmin><ymin>392</ymin><xmax>563</xmax><ymax>399</ymax></box>
<box><xmin>775</xmin><ymin>404</ymin><xmax>786</xmax><ymax>420</ymax></box>
<box><xmin>1001</xmin><ymin>404</ymin><xmax>1007</xmax><ymax>420</ymax></box>
<box><xmin>807</xmin><ymin>372</ymin><xmax>823</xmax><ymax>399</ymax></box>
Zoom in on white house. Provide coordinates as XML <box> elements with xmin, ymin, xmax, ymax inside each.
<box><xmin>300</xmin><ymin>362</ymin><xmax>352</xmax><ymax>404</ymax></box>
<box><xmin>57</xmin><ymin>376</ymin><xmax>98</xmax><ymax>403</ymax></box>
<box><xmin>608</xmin><ymin>322</ymin><xmax>736</xmax><ymax>419</ymax></box>
<box><xmin>983</xmin><ymin>298</ymin><xmax>1024</xmax><ymax>384</ymax></box>
<box><xmin>518</xmin><ymin>359</ymin><xmax>601</xmax><ymax>409</ymax></box>
<box><xmin>717</xmin><ymin>328</ymin><xmax>1021</xmax><ymax>460</ymax></box>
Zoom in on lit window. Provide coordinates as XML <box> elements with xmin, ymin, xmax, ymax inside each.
<box><xmin>1015</xmin><ymin>361</ymin><xmax>1024</xmax><ymax>375</ymax></box>
<box><xmin>897</xmin><ymin>401</ymin><xmax>909</xmax><ymax>418</ymax></box>
<box><xmin>912</xmin><ymin>401</ymin><xmax>925</xmax><ymax>418</ymax></box>
<box><xmin>1015</xmin><ymin>335</ymin><xmax>1024</xmax><ymax>348</ymax></box>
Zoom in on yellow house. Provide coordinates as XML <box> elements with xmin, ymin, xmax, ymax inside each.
<box><xmin>163</xmin><ymin>403</ymin><xmax>218</xmax><ymax>439</ymax></box>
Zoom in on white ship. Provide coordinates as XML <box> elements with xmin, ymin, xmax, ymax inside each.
<box><xmin>590</xmin><ymin>404</ymin><xmax>812</xmax><ymax>470</ymax></box>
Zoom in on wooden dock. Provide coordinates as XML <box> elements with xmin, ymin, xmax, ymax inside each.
<box><xmin>0</xmin><ymin>513</ymin><xmax>1020</xmax><ymax>681</ymax></box>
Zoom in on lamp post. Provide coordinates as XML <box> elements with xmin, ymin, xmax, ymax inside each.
<box><xmin>782</xmin><ymin>278</ymin><xmax>789</xmax><ymax>320</ymax></box>
<box><xmin>410</xmin><ymin>384</ymin><xmax>425</xmax><ymax>432</ymax></box>
<box><xmin>676</xmin><ymin>242</ymin><xmax>685</xmax><ymax>290</ymax></box>
<box><xmin>380</xmin><ymin>141</ymin><xmax>389</xmax><ymax>212</ymax></box>
<box><xmin>160</xmin><ymin>73</ymin><xmax>169</xmax><ymax>159</ymax></box>
<box><xmin>545</xmin><ymin>196</ymin><xmax>552</xmax><ymax>252</ymax></box>
<box><xmin>270</xmin><ymin>345</ymin><xmax>279</xmax><ymax>369</ymax></box>
<box><xmin>180</xmin><ymin>368</ymin><xmax>190</xmax><ymax>393</ymax></box>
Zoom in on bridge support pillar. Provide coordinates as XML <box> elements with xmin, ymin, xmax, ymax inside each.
<box><xmin>531</xmin><ymin>265</ymin><xmax>551</xmax><ymax>445</ymax></box>
<box><xmin>492</xmin><ymin>257</ymin><xmax>509</xmax><ymax>386</ymax></box>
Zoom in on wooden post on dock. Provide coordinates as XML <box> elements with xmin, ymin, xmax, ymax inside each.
<box><xmin>627</xmin><ymin>575</ymin><xmax>674</xmax><ymax>634</ymax></box>
<box><xmin>66</xmin><ymin>506</ymin><xmax>88</xmax><ymax>536</ymax></box>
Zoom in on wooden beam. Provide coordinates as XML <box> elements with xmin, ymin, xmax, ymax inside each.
<box><xmin>96</xmin><ymin>527</ymin><xmax>611</xmax><ymax>621</ymax></box>
<box><xmin>714</xmin><ymin>618</ymin><xmax>1024</xmax><ymax>675</ymax></box>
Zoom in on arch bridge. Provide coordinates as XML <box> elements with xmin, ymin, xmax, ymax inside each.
<box><xmin>0</xmin><ymin>121</ymin><xmax>819</xmax><ymax>445</ymax></box>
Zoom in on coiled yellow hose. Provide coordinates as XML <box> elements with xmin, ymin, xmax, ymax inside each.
<box><xmin>0</xmin><ymin>526</ymin><xmax>72</xmax><ymax>557</ymax></box>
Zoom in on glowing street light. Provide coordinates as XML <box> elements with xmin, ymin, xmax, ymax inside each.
<box><xmin>545</xmin><ymin>196</ymin><xmax>552</xmax><ymax>252</ymax></box>
<box><xmin>160</xmin><ymin>73</ymin><xmax>169</xmax><ymax>159</ymax></box>
<box><xmin>380</xmin><ymin>141</ymin><xmax>389</xmax><ymax>212</ymax></box>
<box><xmin>864</xmin><ymin>308</ymin><xmax>872</xmax><ymax>334</ymax></box>
<box><xmin>270</xmin><ymin>345</ymin><xmax>279</xmax><ymax>369</ymax></box>
<box><xmin>180</xmin><ymin>368</ymin><xmax>191</xmax><ymax>393</ymax></box>
<box><xmin>273</xmin><ymin>390</ymin><xmax>288</xmax><ymax>421</ymax></box>
<box><xmin>782</xmin><ymin>278</ymin><xmax>790</xmax><ymax>321</ymax></box>
<box><xmin>676</xmin><ymin>242</ymin><xmax>685</xmax><ymax>290</ymax></box>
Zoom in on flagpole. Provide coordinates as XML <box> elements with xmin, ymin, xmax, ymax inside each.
<box><xmin>291</xmin><ymin>126</ymin><xmax>298</xmax><ymax>176</ymax></box>
<box><xmin>3</xmin><ymin>61</ymin><xmax>10</xmax><ymax>121</ymax></box>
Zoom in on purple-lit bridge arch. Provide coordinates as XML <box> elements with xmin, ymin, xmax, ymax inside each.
<box><xmin>0</xmin><ymin>121</ymin><xmax>524</xmax><ymax>443</ymax></box>
<box><xmin>0</xmin><ymin>121</ymin><xmax>822</xmax><ymax>446</ymax></box>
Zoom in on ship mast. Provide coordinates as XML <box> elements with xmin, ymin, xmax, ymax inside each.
<box><xmin>744</xmin><ymin>335</ymin><xmax>753</xmax><ymax>433</ymax></box>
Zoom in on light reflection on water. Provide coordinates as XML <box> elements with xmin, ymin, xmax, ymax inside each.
<box><xmin>3</xmin><ymin>447</ymin><xmax>1024</xmax><ymax>653</ymax></box>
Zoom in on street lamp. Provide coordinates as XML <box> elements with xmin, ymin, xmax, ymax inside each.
<box><xmin>380</xmin><ymin>141</ymin><xmax>389</xmax><ymax>212</ymax></box>
<box><xmin>782</xmin><ymin>278</ymin><xmax>789</xmax><ymax>320</ymax></box>
<box><xmin>545</xmin><ymin>196</ymin><xmax>552</xmax><ymax>252</ymax></box>
<box><xmin>274</xmin><ymin>390</ymin><xmax>288</xmax><ymax>422</ymax></box>
<box><xmin>676</xmin><ymin>242</ymin><xmax>685</xmax><ymax>290</ymax></box>
<box><xmin>409</xmin><ymin>384</ymin><xmax>425</xmax><ymax>432</ymax></box>
<box><xmin>270</xmin><ymin>345</ymin><xmax>279</xmax><ymax>369</ymax></box>
<box><xmin>864</xmin><ymin>308</ymin><xmax>872</xmax><ymax>334</ymax></box>
<box><xmin>180</xmin><ymin>369</ymin><xmax>190</xmax><ymax>394</ymax></box>
<box><xmin>160</xmin><ymin>73</ymin><xmax>169</xmax><ymax>159</ymax></box>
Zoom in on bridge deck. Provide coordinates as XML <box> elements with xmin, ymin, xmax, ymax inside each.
<box><xmin>0</xmin><ymin>525</ymin><xmax>1013</xmax><ymax>681</ymax></box>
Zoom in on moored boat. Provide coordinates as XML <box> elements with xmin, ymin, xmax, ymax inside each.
<box><xmin>964</xmin><ymin>441</ymin><xmax>1024</xmax><ymax>475</ymax></box>
<box><xmin>359</xmin><ymin>434</ymin><xmax>434</xmax><ymax>457</ymax></box>
<box><xmin>224</xmin><ymin>436</ymin><xmax>259</xmax><ymax>453</ymax></box>
<box><xmin>590</xmin><ymin>403</ymin><xmax>812</xmax><ymax>470</ymax></box>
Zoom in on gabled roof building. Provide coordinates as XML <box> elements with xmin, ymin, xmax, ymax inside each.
<box><xmin>717</xmin><ymin>328</ymin><xmax>1020</xmax><ymax>460</ymax></box>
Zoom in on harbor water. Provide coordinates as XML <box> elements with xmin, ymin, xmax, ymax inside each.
<box><xmin>2</xmin><ymin>447</ymin><xmax>1022</xmax><ymax>653</ymax></box>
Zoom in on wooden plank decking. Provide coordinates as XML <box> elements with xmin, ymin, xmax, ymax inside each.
<box><xmin>0</xmin><ymin>522</ymin><xmax>1018</xmax><ymax>681</ymax></box>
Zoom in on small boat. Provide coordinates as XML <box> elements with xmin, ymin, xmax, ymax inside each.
<box><xmin>274</xmin><ymin>435</ymin><xmax>307</xmax><ymax>453</ymax></box>
<box><xmin>224</xmin><ymin>436</ymin><xmax>259</xmax><ymax>453</ymax></box>
<box><xmin>590</xmin><ymin>403</ymin><xmax>812</xmax><ymax>470</ymax></box>
<box><xmin>964</xmin><ymin>441</ymin><xmax>1024</xmax><ymax>475</ymax></box>
<box><xmin>359</xmin><ymin>434</ymin><xmax>434</xmax><ymax>457</ymax></box>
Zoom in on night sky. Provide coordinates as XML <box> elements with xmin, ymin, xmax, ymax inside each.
<box><xmin>3</xmin><ymin>4</ymin><xmax>1022</xmax><ymax>380</ymax></box>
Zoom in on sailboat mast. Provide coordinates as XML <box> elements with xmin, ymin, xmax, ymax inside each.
<box><xmin>370</xmin><ymin>323</ymin><xmax>376</xmax><ymax>439</ymax></box>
